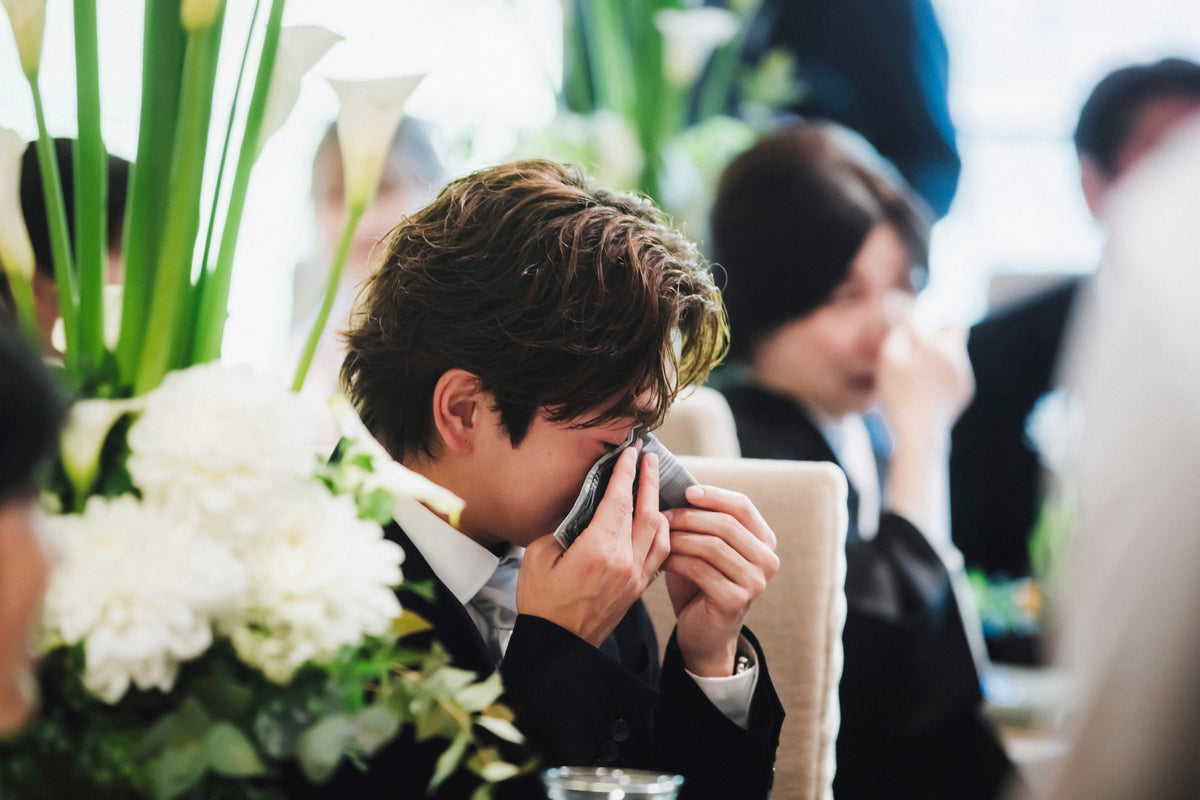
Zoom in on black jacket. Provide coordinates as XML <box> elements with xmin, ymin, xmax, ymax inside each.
<box><xmin>283</xmin><ymin>521</ymin><xmax>784</xmax><ymax>799</ymax></box>
<box><xmin>722</xmin><ymin>382</ymin><xmax>1013</xmax><ymax>800</ymax></box>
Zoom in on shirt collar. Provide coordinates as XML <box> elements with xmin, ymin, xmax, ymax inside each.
<box><xmin>391</xmin><ymin>493</ymin><xmax>523</xmax><ymax>605</ymax></box>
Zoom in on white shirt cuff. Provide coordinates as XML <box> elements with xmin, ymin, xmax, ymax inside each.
<box><xmin>685</xmin><ymin>645</ymin><xmax>759</xmax><ymax>729</ymax></box>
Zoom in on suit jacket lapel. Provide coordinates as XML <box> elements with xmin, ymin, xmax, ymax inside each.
<box><xmin>385</xmin><ymin>522</ymin><xmax>494</xmax><ymax>675</ymax></box>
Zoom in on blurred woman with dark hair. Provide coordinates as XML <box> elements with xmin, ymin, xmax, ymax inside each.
<box><xmin>711</xmin><ymin>121</ymin><xmax>1013</xmax><ymax>799</ymax></box>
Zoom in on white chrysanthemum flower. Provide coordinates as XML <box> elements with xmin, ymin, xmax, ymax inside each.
<box><xmin>41</xmin><ymin>496</ymin><xmax>246</xmax><ymax>704</ymax></box>
<box><xmin>127</xmin><ymin>363</ymin><xmax>323</xmax><ymax>530</ymax></box>
<box><xmin>224</xmin><ymin>488</ymin><xmax>403</xmax><ymax>684</ymax></box>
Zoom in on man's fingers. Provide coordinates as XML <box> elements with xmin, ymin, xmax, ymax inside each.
<box><xmin>631</xmin><ymin>452</ymin><xmax>667</xmax><ymax>568</ymax></box>
<box><xmin>669</xmin><ymin>531</ymin><xmax>773</xmax><ymax>593</ymax></box>
<box><xmin>675</xmin><ymin>485</ymin><xmax>777</xmax><ymax>551</ymax></box>
<box><xmin>582</xmin><ymin>445</ymin><xmax>639</xmax><ymax>542</ymax></box>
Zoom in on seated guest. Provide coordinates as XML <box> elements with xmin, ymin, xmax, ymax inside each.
<box><xmin>0</xmin><ymin>318</ymin><xmax>65</xmax><ymax>734</ymax></box>
<box><xmin>950</xmin><ymin>58</ymin><xmax>1200</xmax><ymax>594</ymax></box>
<box><xmin>298</xmin><ymin>160</ymin><xmax>784</xmax><ymax>799</ymax></box>
<box><xmin>710</xmin><ymin>122</ymin><xmax>1012</xmax><ymax>799</ymax></box>
<box><xmin>0</xmin><ymin>139</ymin><xmax>129</xmax><ymax>355</ymax></box>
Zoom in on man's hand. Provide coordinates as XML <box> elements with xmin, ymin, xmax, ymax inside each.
<box><xmin>663</xmin><ymin>487</ymin><xmax>779</xmax><ymax>677</ymax></box>
<box><xmin>518</xmin><ymin>448</ymin><xmax>671</xmax><ymax>647</ymax></box>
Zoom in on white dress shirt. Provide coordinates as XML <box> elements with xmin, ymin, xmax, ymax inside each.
<box><xmin>391</xmin><ymin>494</ymin><xmax>758</xmax><ymax>727</ymax></box>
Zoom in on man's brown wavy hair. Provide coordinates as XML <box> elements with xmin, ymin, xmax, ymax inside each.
<box><xmin>341</xmin><ymin>159</ymin><xmax>729</xmax><ymax>459</ymax></box>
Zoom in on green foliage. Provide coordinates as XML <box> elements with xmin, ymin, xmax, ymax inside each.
<box><xmin>0</xmin><ymin>633</ymin><xmax>521</xmax><ymax>799</ymax></box>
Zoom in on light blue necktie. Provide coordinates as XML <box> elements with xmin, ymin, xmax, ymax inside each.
<box><xmin>469</xmin><ymin>555</ymin><xmax>521</xmax><ymax>666</ymax></box>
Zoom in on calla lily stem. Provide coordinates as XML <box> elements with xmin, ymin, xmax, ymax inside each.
<box><xmin>193</xmin><ymin>0</ymin><xmax>287</xmax><ymax>363</ymax></box>
<box><xmin>74</xmin><ymin>0</ymin><xmax>107</xmax><ymax>376</ymax></box>
<box><xmin>292</xmin><ymin>202</ymin><xmax>364</xmax><ymax>392</ymax></box>
<box><xmin>30</xmin><ymin>81</ymin><xmax>78</xmax><ymax>374</ymax></box>
<box><xmin>135</xmin><ymin>18</ymin><xmax>224</xmax><ymax>394</ymax></box>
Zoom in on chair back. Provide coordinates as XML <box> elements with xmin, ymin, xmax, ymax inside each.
<box><xmin>654</xmin><ymin>385</ymin><xmax>741</xmax><ymax>458</ymax></box>
<box><xmin>642</xmin><ymin>456</ymin><xmax>848</xmax><ymax>800</ymax></box>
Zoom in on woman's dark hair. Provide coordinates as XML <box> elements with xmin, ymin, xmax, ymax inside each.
<box><xmin>342</xmin><ymin>159</ymin><xmax>728</xmax><ymax>459</ymax></box>
<box><xmin>710</xmin><ymin>121</ymin><xmax>930</xmax><ymax>360</ymax></box>
<box><xmin>0</xmin><ymin>320</ymin><xmax>66</xmax><ymax>502</ymax></box>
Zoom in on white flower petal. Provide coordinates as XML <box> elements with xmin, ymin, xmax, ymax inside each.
<box><xmin>1</xmin><ymin>0</ymin><xmax>46</xmax><ymax>77</ymax></box>
<box><xmin>655</xmin><ymin>7</ymin><xmax>740</xmax><ymax>88</ymax></box>
<box><xmin>258</xmin><ymin>26</ymin><xmax>342</xmax><ymax>152</ymax></box>
<box><xmin>42</xmin><ymin>496</ymin><xmax>246</xmax><ymax>704</ymax></box>
<box><xmin>127</xmin><ymin>363</ymin><xmax>324</xmax><ymax>519</ymax></box>
<box><xmin>0</xmin><ymin>127</ymin><xmax>35</xmax><ymax>282</ymax></box>
<box><xmin>222</xmin><ymin>489</ymin><xmax>404</xmax><ymax>683</ymax></box>
<box><xmin>329</xmin><ymin>75</ymin><xmax>425</xmax><ymax>209</ymax></box>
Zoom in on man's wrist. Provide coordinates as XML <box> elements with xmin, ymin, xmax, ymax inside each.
<box><xmin>682</xmin><ymin>640</ymin><xmax>739</xmax><ymax>678</ymax></box>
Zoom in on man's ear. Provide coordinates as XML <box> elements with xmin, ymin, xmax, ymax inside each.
<box><xmin>1079</xmin><ymin>156</ymin><xmax>1112</xmax><ymax>221</ymax></box>
<box><xmin>430</xmin><ymin>369</ymin><xmax>486</xmax><ymax>455</ymax></box>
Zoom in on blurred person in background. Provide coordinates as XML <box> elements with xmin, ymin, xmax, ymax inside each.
<box><xmin>950</xmin><ymin>59</ymin><xmax>1200</xmax><ymax>658</ymax></box>
<box><xmin>0</xmin><ymin>318</ymin><xmax>66</xmax><ymax>734</ymax></box>
<box><xmin>0</xmin><ymin>139</ymin><xmax>129</xmax><ymax>355</ymax></box>
<box><xmin>717</xmin><ymin>0</ymin><xmax>960</xmax><ymax>218</ymax></box>
<box><xmin>288</xmin><ymin>118</ymin><xmax>444</xmax><ymax>415</ymax></box>
<box><xmin>1022</xmin><ymin>109</ymin><xmax>1200</xmax><ymax>800</ymax></box>
<box><xmin>710</xmin><ymin>121</ymin><xmax>1013</xmax><ymax>799</ymax></box>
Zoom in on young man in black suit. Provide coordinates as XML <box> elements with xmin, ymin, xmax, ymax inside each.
<box><xmin>314</xmin><ymin>160</ymin><xmax>783</xmax><ymax>799</ymax></box>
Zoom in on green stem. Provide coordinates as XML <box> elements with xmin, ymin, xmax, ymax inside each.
<box><xmin>29</xmin><ymin>82</ymin><xmax>78</xmax><ymax>377</ymax></box>
<box><xmin>292</xmin><ymin>203</ymin><xmax>364</xmax><ymax>392</ymax></box>
<box><xmin>116</xmin><ymin>0</ymin><xmax>186</xmax><ymax>385</ymax></box>
<box><xmin>73</xmin><ymin>0</ymin><xmax>107</xmax><ymax>377</ymax></box>
<box><xmin>134</xmin><ymin>24</ymin><xmax>223</xmax><ymax>394</ymax></box>
<box><xmin>193</xmin><ymin>0</ymin><xmax>288</xmax><ymax>363</ymax></box>
<box><xmin>193</xmin><ymin>0</ymin><xmax>264</xmax><ymax>359</ymax></box>
<box><xmin>577</xmin><ymin>0</ymin><xmax>635</xmax><ymax>117</ymax></box>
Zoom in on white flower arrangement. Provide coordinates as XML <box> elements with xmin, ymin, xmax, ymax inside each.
<box><xmin>44</xmin><ymin>364</ymin><xmax>410</xmax><ymax>699</ymax></box>
<box><xmin>0</xmin><ymin>0</ymin><xmax>525</xmax><ymax>795</ymax></box>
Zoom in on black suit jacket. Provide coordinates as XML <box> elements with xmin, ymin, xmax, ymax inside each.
<box><xmin>950</xmin><ymin>278</ymin><xmax>1082</xmax><ymax>578</ymax></box>
<box><xmin>721</xmin><ymin>382</ymin><xmax>1013</xmax><ymax>800</ymax></box>
<box><xmin>283</xmin><ymin>521</ymin><xmax>783</xmax><ymax>799</ymax></box>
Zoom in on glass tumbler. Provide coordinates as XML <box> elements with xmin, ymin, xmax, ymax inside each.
<box><xmin>541</xmin><ymin>766</ymin><xmax>684</xmax><ymax>799</ymax></box>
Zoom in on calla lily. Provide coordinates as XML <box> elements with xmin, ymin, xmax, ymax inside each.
<box><xmin>328</xmin><ymin>395</ymin><xmax>466</xmax><ymax>527</ymax></box>
<box><xmin>258</xmin><ymin>26</ymin><xmax>343</xmax><ymax>153</ymax></box>
<box><xmin>0</xmin><ymin>127</ymin><xmax>34</xmax><ymax>283</ymax></box>
<box><xmin>655</xmin><ymin>7</ymin><xmax>740</xmax><ymax>88</ymax></box>
<box><xmin>1</xmin><ymin>0</ymin><xmax>47</xmax><ymax>78</ymax></box>
<box><xmin>60</xmin><ymin>397</ymin><xmax>145</xmax><ymax>500</ymax></box>
<box><xmin>0</xmin><ymin>126</ymin><xmax>38</xmax><ymax>339</ymax></box>
<box><xmin>180</xmin><ymin>0</ymin><xmax>222</xmax><ymax>32</ymax></box>
<box><xmin>329</xmin><ymin>75</ymin><xmax>425</xmax><ymax>210</ymax></box>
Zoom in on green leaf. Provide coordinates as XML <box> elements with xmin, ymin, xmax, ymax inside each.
<box><xmin>350</xmin><ymin>706</ymin><xmax>401</xmax><ymax>755</ymax></box>
<box><xmin>476</xmin><ymin>760</ymin><xmax>521</xmax><ymax>783</ymax></box>
<box><xmin>413</xmin><ymin>703</ymin><xmax>457</xmax><ymax>742</ymax></box>
<box><xmin>295</xmin><ymin>714</ymin><xmax>353</xmax><ymax>784</ymax></box>
<box><xmin>454</xmin><ymin>672</ymin><xmax>504</xmax><ymax>712</ymax></box>
<box><xmin>470</xmin><ymin>783</ymin><xmax>496</xmax><ymax>800</ymax></box>
<box><xmin>392</xmin><ymin>609</ymin><xmax>433</xmax><ymax>638</ymax></box>
<box><xmin>475</xmin><ymin>715</ymin><xmax>525</xmax><ymax>745</ymax></box>
<box><xmin>357</xmin><ymin>485</ymin><xmax>396</xmax><ymax>524</ymax></box>
<box><xmin>425</xmin><ymin>666</ymin><xmax>478</xmax><ymax>695</ymax></box>
<box><xmin>151</xmin><ymin>739</ymin><xmax>207</xmax><ymax>800</ymax></box>
<box><xmin>205</xmin><ymin>722</ymin><xmax>267</xmax><ymax>778</ymax></box>
<box><xmin>428</xmin><ymin>732</ymin><xmax>470</xmax><ymax>793</ymax></box>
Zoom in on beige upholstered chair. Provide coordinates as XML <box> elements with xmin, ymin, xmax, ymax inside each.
<box><xmin>642</xmin><ymin>456</ymin><xmax>848</xmax><ymax>800</ymax></box>
<box><xmin>653</xmin><ymin>385</ymin><xmax>741</xmax><ymax>458</ymax></box>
